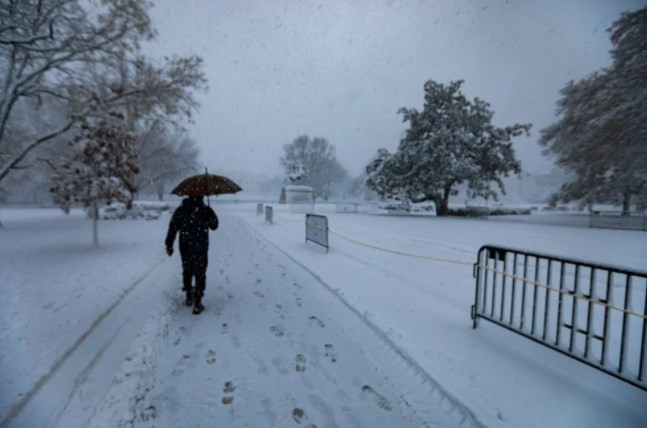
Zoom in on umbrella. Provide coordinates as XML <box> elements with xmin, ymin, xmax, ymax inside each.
<box><xmin>171</xmin><ymin>170</ymin><xmax>243</xmax><ymax>197</ymax></box>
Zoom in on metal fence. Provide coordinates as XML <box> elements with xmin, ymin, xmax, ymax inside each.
<box><xmin>472</xmin><ymin>245</ymin><xmax>647</xmax><ymax>391</ymax></box>
<box><xmin>265</xmin><ymin>206</ymin><xmax>273</xmax><ymax>224</ymax></box>
<box><xmin>589</xmin><ymin>211</ymin><xmax>647</xmax><ymax>231</ymax></box>
<box><xmin>257</xmin><ymin>203</ymin><xmax>263</xmax><ymax>216</ymax></box>
<box><xmin>305</xmin><ymin>214</ymin><xmax>328</xmax><ymax>252</ymax></box>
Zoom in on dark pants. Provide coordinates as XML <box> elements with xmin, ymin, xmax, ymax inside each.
<box><xmin>181</xmin><ymin>252</ymin><xmax>208</xmax><ymax>299</ymax></box>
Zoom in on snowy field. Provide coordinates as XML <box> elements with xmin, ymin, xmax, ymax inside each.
<box><xmin>0</xmin><ymin>204</ymin><xmax>645</xmax><ymax>427</ymax></box>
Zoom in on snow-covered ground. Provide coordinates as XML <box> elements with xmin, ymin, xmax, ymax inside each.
<box><xmin>232</xmin><ymin>204</ymin><xmax>647</xmax><ymax>428</ymax></box>
<box><xmin>1</xmin><ymin>204</ymin><xmax>645</xmax><ymax>427</ymax></box>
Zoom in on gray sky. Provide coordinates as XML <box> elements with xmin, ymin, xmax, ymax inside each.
<box><xmin>144</xmin><ymin>0</ymin><xmax>644</xmax><ymax>178</ymax></box>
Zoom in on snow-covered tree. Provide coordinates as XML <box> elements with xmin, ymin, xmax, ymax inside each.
<box><xmin>540</xmin><ymin>8</ymin><xmax>647</xmax><ymax>213</ymax></box>
<box><xmin>280</xmin><ymin>135</ymin><xmax>348</xmax><ymax>199</ymax></box>
<box><xmin>50</xmin><ymin>104</ymin><xmax>138</xmax><ymax>247</ymax></box>
<box><xmin>365</xmin><ymin>148</ymin><xmax>401</xmax><ymax>200</ymax></box>
<box><xmin>367</xmin><ymin>80</ymin><xmax>531</xmax><ymax>215</ymax></box>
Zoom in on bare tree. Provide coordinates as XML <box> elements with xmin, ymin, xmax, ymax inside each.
<box><xmin>135</xmin><ymin>128</ymin><xmax>200</xmax><ymax>200</ymax></box>
<box><xmin>0</xmin><ymin>0</ymin><xmax>154</xmax><ymax>184</ymax></box>
<box><xmin>280</xmin><ymin>135</ymin><xmax>348</xmax><ymax>199</ymax></box>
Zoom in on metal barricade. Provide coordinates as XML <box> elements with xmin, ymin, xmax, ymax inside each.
<box><xmin>265</xmin><ymin>206</ymin><xmax>273</xmax><ymax>224</ymax></box>
<box><xmin>305</xmin><ymin>214</ymin><xmax>328</xmax><ymax>252</ymax></box>
<box><xmin>257</xmin><ymin>203</ymin><xmax>263</xmax><ymax>216</ymax></box>
<box><xmin>472</xmin><ymin>245</ymin><xmax>647</xmax><ymax>391</ymax></box>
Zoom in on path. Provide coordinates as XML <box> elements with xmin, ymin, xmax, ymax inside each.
<box><xmin>91</xmin><ymin>213</ymin><xmax>480</xmax><ymax>427</ymax></box>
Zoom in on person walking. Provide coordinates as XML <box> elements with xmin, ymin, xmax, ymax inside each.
<box><xmin>165</xmin><ymin>195</ymin><xmax>219</xmax><ymax>314</ymax></box>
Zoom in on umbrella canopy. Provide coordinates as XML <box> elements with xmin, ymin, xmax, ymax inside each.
<box><xmin>171</xmin><ymin>173</ymin><xmax>243</xmax><ymax>196</ymax></box>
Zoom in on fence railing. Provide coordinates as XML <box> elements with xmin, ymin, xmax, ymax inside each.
<box><xmin>472</xmin><ymin>245</ymin><xmax>647</xmax><ymax>391</ymax></box>
<box><xmin>305</xmin><ymin>214</ymin><xmax>328</xmax><ymax>252</ymax></box>
<box><xmin>589</xmin><ymin>211</ymin><xmax>647</xmax><ymax>231</ymax></box>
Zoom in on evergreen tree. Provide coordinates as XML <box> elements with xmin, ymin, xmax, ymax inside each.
<box><xmin>365</xmin><ymin>148</ymin><xmax>402</xmax><ymax>201</ymax></box>
<box><xmin>367</xmin><ymin>80</ymin><xmax>530</xmax><ymax>215</ymax></box>
<box><xmin>540</xmin><ymin>8</ymin><xmax>647</xmax><ymax>213</ymax></box>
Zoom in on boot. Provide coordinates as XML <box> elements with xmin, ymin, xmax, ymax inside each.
<box><xmin>185</xmin><ymin>289</ymin><xmax>194</xmax><ymax>307</ymax></box>
<box><xmin>192</xmin><ymin>296</ymin><xmax>205</xmax><ymax>315</ymax></box>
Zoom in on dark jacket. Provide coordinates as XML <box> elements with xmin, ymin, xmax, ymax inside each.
<box><xmin>165</xmin><ymin>198</ymin><xmax>219</xmax><ymax>256</ymax></box>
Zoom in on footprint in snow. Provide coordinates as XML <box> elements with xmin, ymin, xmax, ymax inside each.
<box><xmin>361</xmin><ymin>385</ymin><xmax>392</xmax><ymax>411</ymax></box>
<box><xmin>324</xmin><ymin>344</ymin><xmax>337</xmax><ymax>363</ymax></box>
<box><xmin>256</xmin><ymin>278</ymin><xmax>262</xmax><ymax>285</ymax></box>
<box><xmin>140</xmin><ymin>405</ymin><xmax>156</xmax><ymax>422</ymax></box>
<box><xmin>292</xmin><ymin>408</ymin><xmax>318</xmax><ymax>427</ymax></box>
<box><xmin>269</xmin><ymin>326</ymin><xmax>284</xmax><ymax>337</ymax></box>
<box><xmin>221</xmin><ymin>323</ymin><xmax>229</xmax><ymax>334</ymax></box>
<box><xmin>295</xmin><ymin>355</ymin><xmax>306</xmax><ymax>372</ymax></box>
<box><xmin>295</xmin><ymin>297</ymin><xmax>302</xmax><ymax>307</ymax></box>
<box><xmin>206</xmin><ymin>349</ymin><xmax>216</xmax><ymax>365</ymax></box>
<box><xmin>292</xmin><ymin>408</ymin><xmax>305</xmax><ymax>423</ymax></box>
<box><xmin>253</xmin><ymin>291</ymin><xmax>264</xmax><ymax>298</ymax></box>
<box><xmin>222</xmin><ymin>381</ymin><xmax>235</xmax><ymax>405</ymax></box>
<box><xmin>308</xmin><ymin>316</ymin><xmax>325</xmax><ymax>328</ymax></box>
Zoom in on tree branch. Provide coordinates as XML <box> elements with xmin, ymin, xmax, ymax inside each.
<box><xmin>0</xmin><ymin>119</ymin><xmax>76</xmax><ymax>183</ymax></box>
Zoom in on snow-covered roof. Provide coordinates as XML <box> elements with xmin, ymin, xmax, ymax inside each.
<box><xmin>283</xmin><ymin>185</ymin><xmax>313</xmax><ymax>192</ymax></box>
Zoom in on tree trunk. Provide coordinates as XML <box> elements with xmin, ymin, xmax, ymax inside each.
<box><xmin>157</xmin><ymin>181</ymin><xmax>164</xmax><ymax>201</ymax></box>
<box><xmin>436</xmin><ymin>198</ymin><xmax>449</xmax><ymax>216</ymax></box>
<box><xmin>92</xmin><ymin>199</ymin><xmax>99</xmax><ymax>248</ymax></box>
<box><xmin>435</xmin><ymin>183</ymin><xmax>454</xmax><ymax>216</ymax></box>
<box><xmin>622</xmin><ymin>190</ymin><xmax>631</xmax><ymax>216</ymax></box>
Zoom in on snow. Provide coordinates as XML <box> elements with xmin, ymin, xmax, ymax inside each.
<box><xmin>1</xmin><ymin>204</ymin><xmax>645</xmax><ymax>427</ymax></box>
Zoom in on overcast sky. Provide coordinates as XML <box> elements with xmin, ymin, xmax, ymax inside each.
<box><xmin>144</xmin><ymin>0</ymin><xmax>644</xmax><ymax>178</ymax></box>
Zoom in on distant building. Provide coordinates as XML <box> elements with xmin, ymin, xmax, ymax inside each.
<box><xmin>279</xmin><ymin>185</ymin><xmax>314</xmax><ymax>204</ymax></box>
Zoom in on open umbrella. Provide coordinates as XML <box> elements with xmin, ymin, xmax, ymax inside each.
<box><xmin>171</xmin><ymin>170</ymin><xmax>243</xmax><ymax>197</ymax></box>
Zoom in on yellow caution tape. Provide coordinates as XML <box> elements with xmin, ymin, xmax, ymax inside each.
<box><xmin>478</xmin><ymin>265</ymin><xmax>647</xmax><ymax>321</ymax></box>
<box><xmin>275</xmin><ymin>216</ymin><xmax>647</xmax><ymax>320</ymax></box>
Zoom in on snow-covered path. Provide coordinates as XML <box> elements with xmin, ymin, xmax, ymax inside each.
<box><xmin>90</xmin><ymin>213</ymin><xmax>478</xmax><ymax>427</ymax></box>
